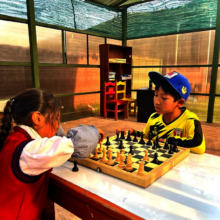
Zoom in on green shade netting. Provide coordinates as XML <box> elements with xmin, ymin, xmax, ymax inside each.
<box><xmin>127</xmin><ymin>0</ymin><xmax>218</xmax><ymax>38</ymax></box>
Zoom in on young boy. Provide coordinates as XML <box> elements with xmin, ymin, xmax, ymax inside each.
<box><xmin>118</xmin><ymin>71</ymin><xmax>205</xmax><ymax>154</ymax></box>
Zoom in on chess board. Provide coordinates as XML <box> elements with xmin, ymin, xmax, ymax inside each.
<box><xmin>69</xmin><ymin>135</ymin><xmax>190</xmax><ymax>188</ymax></box>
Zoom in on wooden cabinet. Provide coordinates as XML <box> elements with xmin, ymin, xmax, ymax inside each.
<box><xmin>99</xmin><ymin>44</ymin><xmax>132</xmax><ymax>116</ymax></box>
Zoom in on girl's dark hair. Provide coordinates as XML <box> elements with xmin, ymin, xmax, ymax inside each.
<box><xmin>155</xmin><ymin>81</ymin><xmax>181</xmax><ymax>102</ymax></box>
<box><xmin>0</xmin><ymin>88</ymin><xmax>61</xmax><ymax>150</ymax></box>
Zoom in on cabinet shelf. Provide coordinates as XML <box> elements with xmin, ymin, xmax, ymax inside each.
<box><xmin>99</xmin><ymin>44</ymin><xmax>132</xmax><ymax>116</ymax></box>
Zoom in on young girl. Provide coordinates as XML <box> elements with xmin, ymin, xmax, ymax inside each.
<box><xmin>0</xmin><ymin>88</ymin><xmax>104</xmax><ymax>220</ymax></box>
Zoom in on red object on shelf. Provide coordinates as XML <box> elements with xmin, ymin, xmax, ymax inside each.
<box><xmin>104</xmin><ymin>82</ymin><xmax>127</xmax><ymax>120</ymax></box>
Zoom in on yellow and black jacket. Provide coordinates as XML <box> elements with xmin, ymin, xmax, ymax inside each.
<box><xmin>143</xmin><ymin>107</ymin><xmax>206</xmax><ymax>154</ymax></box>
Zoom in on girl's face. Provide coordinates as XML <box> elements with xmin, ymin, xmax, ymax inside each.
<box><xmin>33</xmin><ymin>113</ymin><xmax>60</xmax><ymax>138</ymax></box>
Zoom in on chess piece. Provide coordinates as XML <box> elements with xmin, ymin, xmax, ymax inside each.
<box><xmin>107</xmin><ymin>147</ymin><xmax>112</xmax><ymax>159</ymax></box>
<box><xmin>118</xmin><ymin>155</ymin><xmax>125</xmax><ymax>168</ymax></box>
<box><xmin>156</xmin><ymin>136</ymin><xmax>161</xmax><ymax>148</ymax></box>
<box><xmin>92</xmin><ymin>148</ymin><xmax>99</xmax><ymax>160</ymax></box>
<box><xmin>98</xmin><ymin>142</ymin><xmax>103</xmax><ymax>152</ymax></box>
<box><xmin>137</xmin><ymin>160</ymin><xmax>145</xmax><ymax>176</ymax></box>
<box><xmin>163</xmin><ymin>139</ymin><xmax>169</xmax><ymax>150</ymax></box>
<box><xmin>173</xmin><ymin>141</ymin><xmax>179</xmax><ymax>153</ymax></box>
<box><xmin>139</xmin><ymin>132</ymin><xmax>145</xmax><ymax>145</ymax></box>
<box><xmin>126</xmin><ymin>130</ymin><xmax>132</xmax><ymax>141</ymax></box>
<box><xmin>119</xmin><ymin>140</ymin><xmax>124</xmax><ymax>149</ymax></box>
<box><xmin>168</xmin><ymin>145</ymin><xmax>174</xmax><ymax>154</ymax></box>
<box><xmin>116</xmin><ymin>132</ymin><xmax>120</xmax><ymax>141</ymax></box>
<box><xmin>121</xmin><ymin>149</ymin><xmax>126</xmax><ymax>160</ymax></box>
<box><xmin>101</xmin><ymin>148</ymin><xmax>108</xmax><ymax>163</ymax></box>
<box><xmin>125</xmin><ymin>155</ymin><xmax>133</xmax><ymax>171</ymax></box>
<box><xmin>146</xmin><ymin>132</ymin><xmax>152</xmax><ymax>145</ymax></box>
<box><xmin>143</xmin><ymin>150</ymin><xmax>149</xmax><ymax>161</ymax></box>
<box><xmin>132</xmin><ymin>131</ymin><xmax>138</xmax><ymax>142</ymax></box>
<box><xmin>107</xmin><ymin>149</ymin><xmax>114</xmax><ymax>166</ymax></box>
<box><xmin>152</xmin><ymin>140</ymin><xmax>157</xmax><ymax>150</ymax></box>
<box><xmin>120</xmin><ymin>130</ymin><xmax>125</xmax><ymax>139</ymax></box>
<box><xmin>89</xmin><ymin>153</ymin><xmax>93</xmax><ymax>158</ymax></box>
<box><xmin>105</xmin><ymin>136</ymin><xmax>111</xmax><ymax>145</ymax></box>
<box><xmin>72</xmin><ymin>160</ymin><xmax>79</xmax><ymax>172</ymax></box>
<box><xmin>152</xmin><ymin>152</ymin><xmax>160</xmax><ymax>164</ymax></box>
<box><xmin>115</xmin><ymin>151</ymin><xmax>121</xmax><ymax>162</ymax></box>
<box><xmin>129</xmin><ymin>145</ymin><xmax>134</xmax><ymax>155</ymax></box>
<box><xmin>128</xmin><ymin>154</ymin><xmax>133</xmax><ymax>165</ymax></box>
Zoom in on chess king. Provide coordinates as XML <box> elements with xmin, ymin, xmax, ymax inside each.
<box><xmin>118</xmin><ymin>71</ymin><xmax>206</xmax><ymax>154</ymax></box>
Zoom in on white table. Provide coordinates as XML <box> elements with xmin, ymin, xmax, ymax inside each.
<box><xmin>51</xmin><ymin>153</ymin><xmax>220</xmax><ymax>220</ymax></box>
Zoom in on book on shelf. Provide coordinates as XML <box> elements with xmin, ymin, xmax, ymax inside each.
<box><xmin>121</xmin><ymin>74</ymin><xmax>132</xmax><ymax>80</ymax></box>
<box><xmin>109</xmin><ymin>72</ymin><xmax>116</xmax><ymax>81</ymax></box>
<box><xmin>109</xmin><ymin>58</ymin><xmax>126</xmax><ymax>63</ymax></box>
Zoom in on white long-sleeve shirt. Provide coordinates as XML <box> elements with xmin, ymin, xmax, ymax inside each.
<box><xmin>19</xmin><ymin>125</ymin><xmax>74</xmax><ymax>176</ymax></box>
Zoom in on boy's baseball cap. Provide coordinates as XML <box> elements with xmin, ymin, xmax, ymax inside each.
<box><xmin>148</xmin><ymin>71</ymin><xmax>191</xmax><ymax>101</ymax></box>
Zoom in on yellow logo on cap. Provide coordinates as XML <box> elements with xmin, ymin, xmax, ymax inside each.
<box><xmin>182</xmin><ymin>86</ymin><xmax>187</xmax><ymax>94</ymax></box>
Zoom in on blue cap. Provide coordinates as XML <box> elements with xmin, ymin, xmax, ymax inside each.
<box><xmin>148</xmin><ymin>71</ymin><xmax>191</xmax><ymax>101</ymax></box>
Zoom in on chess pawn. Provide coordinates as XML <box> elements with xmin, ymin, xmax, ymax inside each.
<box><xmin>118</xmin><ymin>155</ymin><xmax>125</xmax><ymax>169</ymax></box>
<box><xmin>89</xmin><ymin>153</ymin><xmax>93</xmax><ymax>158</ymax></box>
<box><xmin>152</xmin><ymin>140</ymin><xmax>157</xmax><ymax>150</ymax></box>
<box><xmin>116</xmin><ymin>132</ymin><xmax>120</xmax><ymax>141</ymax></box>
<box><xmin>115</xmin><ymin>151</ymin><xmax>121</xmax><ymax>162</ymax></box>
<box><xmin>98</xmin><ymin>142</ymin><xmax>103</xmax><ymax>152</ymax></box>
<box><xmin>101</xmin><ymin>148</ymin><xmax>108</xmax><ymax>163</ymax></box>
<box><xmin>107</xmin><ymin>149</ymin><xmax>114</xmax><ymax>166</ymax></box>
<box><xmin>105</xmin><ymin>136</ymin><xmax>111</xmax><ymax>145</ymax></box>
<box><xmin>143</xmin><ymin>150</ymin><xmax>149</xmax><ymax>161</ymax></box>
<box><xmin>137</xmin><ymin>160</ymin><xmax>145</xmax><ymax>176</ymax></box>
<box><xmin>92</xmin><ymin>148</ymin><xmax>99</xmax><ymax>160</ymax></box>
<box><xmin>125</xmin><ymin>156</ymin><xmax>133</xmax><ymax>171</ymax></box>
<box><xmin>132</xmin><ymin>131</ymin><xmax>138</xmax><ymax>142</ymax></box>
<box><xmin>163</xmin><ymin>139</ymin><xmax>169</xmax><ymax>150</ymax></box>
<box><xmin>121</xmin><ymin>149</ymin><xmax>126</xmax><ymax>160</ymax></box>
<box><xmin>128</xmin><ymin>154</ymin><xmax>133</xmax><ymax>165</ymax></box>
<box><xmin>146</xmin><ymin>132</ymin><xmax>152</xmax><ymax>145</ymax></box>
<box><xmin>107</xmin><ymin>146</ymin><xmax>112</xmax><ymax>159</ymax></box>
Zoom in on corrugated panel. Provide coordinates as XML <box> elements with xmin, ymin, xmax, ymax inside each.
<box><xmin>0</xmin><ymin>0</ymin><xmax>27</xmax><ymax>19</ymax></box>
<box><xmin>127</xmin><ymin>0</ymin><xmax>217</xmax><ymax>38</ymax></box>
<box><xmin>0</xmin><ymin>20</ymin><xmax>30</xmax><ymax>62</ymax></box>
<box><xmin>127</xmin><ymin>30</ymin><xmax>215</xmax><ymax>66</ymax></box>
<box><xmin>0</xmin><ymin>66</ymin><xmax>32</xmax><ymax>99</ymax></box>
<box><xmin>34</xmin><ymin>0</ymin><xmax>122</xmax><ymax>38</ymax></box>
<box><xmin>39</xmin><ymin>67</ymin><xmax>100</xmax><ymax>95</ymax></box>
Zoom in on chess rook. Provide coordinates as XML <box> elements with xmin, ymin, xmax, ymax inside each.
<box><xmin>120</xmin><ymin>130</ymin><xmax>125</xmax><ymax>139</ymax></box>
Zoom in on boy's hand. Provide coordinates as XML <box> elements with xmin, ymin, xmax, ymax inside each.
<box><xmin>116</xmin><ymin>128</ymin><xmax>134</xmax><ymax>135</ymax></box>
<box><xmin>98</xmin><ymin>129</ymin><xmax>105</xmax><ymax>143</ymax></box>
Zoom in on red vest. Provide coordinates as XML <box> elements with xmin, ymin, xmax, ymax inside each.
<box><xmin>0</xmin><ymin>127</ymin><xmax>51</xmax><ymax>220</ymax></box>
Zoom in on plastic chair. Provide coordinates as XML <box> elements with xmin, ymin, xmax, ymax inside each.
<box><xmin>104</xmin><ymin>82</ymin><xmax>127</xmax><ymax>120</ymax></box>
<box><xmin>116</xmin><ymin>81</ymin><xmax>137</xmax><ymax>118</ymax></box>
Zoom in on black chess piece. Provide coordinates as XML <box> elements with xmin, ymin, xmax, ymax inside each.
<box><xmin>126</xmin><ymin>130</ymin><xmax>131</xmax><ymax>141</ymax></box>
<box><xmin>156</xmin><ymin>136</ymin><xmax>161</xmax><ymax>148</ymax></box>
<box><xmin>173</xmin><ymin>141</ymin><xmax>179</xmax><ymax>153</ymax></box>
<box><xmin>72</xmin><ymin>161</ymin><xmax>79</xmax><ymax>172</ymax></box>
<box><xmin>152</xmin><ymin>140</ymin><xmax>157</xmax><ymax>150</ymax></box>
<box><xmin>132</xmin><ymin>131</ymin><xmax>138</xmax><ymax>142</ymax></box>
<box><xmin>152</xmin><ymin>152</ymin><xmax>160</xmax><ymax>164</ymax></box>
<box><xmin>163</xmin><ymin>139</ymin><xmax>169</xmax><ymax>150</ymax></box>
<box><xmin>138</xmin><ymin>132</ymin><xmax>145</xmax><ymax>145</ymax></box>
<box><xmin>120</xmin><ymin>130</ymin><xmax>125</xmax><ymax>139</ymax></box>
<box><xmin>116</xmin><ymin>132</ymin><xmax>120</xmax><ymax>141</ymax></box>
<box><xmin>168</xmin><ymin>145</ymin><xmax>174</xmax><ymax>154</ymax></box>
<box><xmin>105</xmin><ymin>136</ymin><xmax>111</xmax><ymax>145</ymax></box>
<box><xmin>119</xmin><ymin>140</ymin><xmax>124</xmax><ymax>149</ymax></box>
<box><xmin>129</xmin><ymin>145</ymin><xmax>134</xmax><ymax>155</ymax></box>
<box><xmin>146</xmin><ymin>132</ymin><xmax>152</xmax><ymax>145</ymax></box>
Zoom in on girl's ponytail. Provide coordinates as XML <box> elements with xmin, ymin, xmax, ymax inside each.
<box><xmin>0</xmin><ymin>98</ymin><xmax>14</xmax><ymax>150</ymax></box>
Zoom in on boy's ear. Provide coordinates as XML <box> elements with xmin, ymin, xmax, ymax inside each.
<box><xmin>177</xmin><ymin>98</ymin><xmax>185</xmax><ymax>107</ymax></box>
<box><xmin>31</xmin><ymin>111</ymin><xmax>44</xmax><ymax>126</ymax></box>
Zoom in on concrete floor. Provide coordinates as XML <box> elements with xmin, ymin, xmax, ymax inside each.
<box><xmin>55</xmin><ymin>115</ymin><xmax>220</xmax><ymax>219</ymax></box>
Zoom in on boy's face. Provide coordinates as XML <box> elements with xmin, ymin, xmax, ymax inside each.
<box><xmin>154</xmin><ymin>86</ymin><xmax>181</xmax><ymax>114</ymax></box>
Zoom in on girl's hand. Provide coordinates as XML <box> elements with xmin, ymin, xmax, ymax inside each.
<box><xmin>98</xmin><ymin>129</ymin><xmax>105</xmax><ymax>143</ymax></box>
